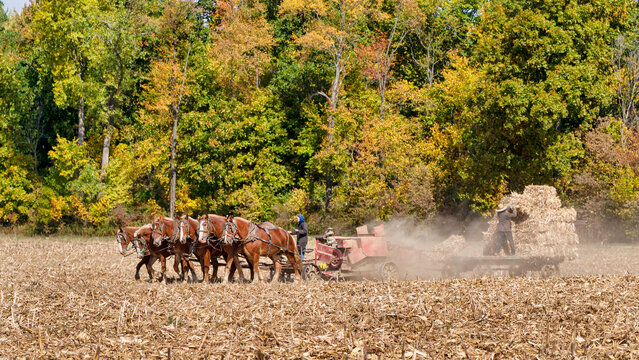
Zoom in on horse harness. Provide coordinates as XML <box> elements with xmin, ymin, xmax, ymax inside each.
<box><xmin>178</xmin><ymin>217</ymin><xmax>200</xmax><ymax>253</ymax></box>
<box><xmin>117</xmin><ymin>232</ymin><xmax>139</xmax><ymax>257</ymax></box>
<box><xmin>200</xmin><ymin>217</ymin><xmax>226</xmax><ymax>252</ymax></box>
<box><xmin>231</xmin><ymin>221</ymin><xmax>295</xmax><ymax>256</ymax></box>
<box><xmin>133</xmin><ymin>227</ymin><xmax>174</xmax><ymax>258</ymax></box>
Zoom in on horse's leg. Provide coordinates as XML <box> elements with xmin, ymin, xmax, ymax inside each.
<box><xmin>235</xmin><ymin>244</ymin><xmax>250</xmax><ymax>282</ymax></box>
<box><xmin>210</xmin><ymin>252</ymin><xmax>220</xmax><ymax>282</ymax></box>
<box><xmin>246</xmin><ymin>257</ymin><xmax>254</xmax><ymax>282</ymax></box>
<box><xmin>270</xmin><ymin>254</ymin><xmax>282</xmax><ymax>283</ymax></box>
<box><xmin>199</xmin><ymin>249</ymin><xmax>210</xmax><ymax>283</ymax></box>
<box><xmin>186</xmin><ymin>257</ymin><xmax>198</xmax><ymax>283</ymax></box>
<box><xmin>223</xmin><ymin>245</ymin><xmax>245</xmax><ymax>283</ymax></box>
<box><xmin>227</xmin><ymin>253</ymin><xmax>238</xmax><ymax>280</ymax></box>
<box><xmin>173</xmin><ymin>253</ymin><xmax>184</xmax><ymax>281</ymax></box>
<box><xmin>221</xmin><ymin>250</ymin><xmax>233</xmax><ymax>284</ymax></box>
<box><xmin>247</xmin><ymin>250</ymin><xmax>262</xmax><ymax>283</ymax></box>
<box><xmin>210</xmin><ymin>257</ymin><xmax>218</xmax><ymax>282</ymax></box>
<box><xmin>160</xmin><ymin>255</ymin><xmax>167</xmax><ymax>283</ymax></box>
<box><xmin>135</xmin><ymin>256</ymin><xmax>149</xmax><ymax>280</ymax></box>
<box><xmin>234</xmin><ymin>253</ymin><xmax>247</xmax><ymax>282</ymax></box>
<box><xmin>146</xmin><ymin>255</ymin><xmax>158</xmax><ymax>281</ymax></box>
<box><xmin>284</xmin><ymin>251</ymin><xmax>305</xmax><ymax>281</ymax></box>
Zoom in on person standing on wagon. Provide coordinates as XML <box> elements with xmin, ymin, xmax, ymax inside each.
<box><xmin>495</xmin><ymin>205</ymin><xmax>518</xmax><ymax>255</ymax></box>
<box><xmin>290</xmin><ymin>214</ymin><xmax>308</xmax><ymax>260</ymax></box>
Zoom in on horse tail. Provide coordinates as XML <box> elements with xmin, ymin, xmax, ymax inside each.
<box><xmin>286</xmin><ymin>231</ymin><xmax>306</xmax><ymax>281</ymax></box>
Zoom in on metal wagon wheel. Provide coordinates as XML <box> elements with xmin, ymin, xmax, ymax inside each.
<box><xmin>327</xmin><ymin>248</ymin><xmax>343</xmax><ymax>270</ymax></box>
<box><xmin>509</xmin><ymin>263</ymin><xmax>525</xmax><ymax>277</ymax></box>
<box><xmin>303</xmin><ymin>264</ymin><xmax>323</xmax><ymax>281</ymax></box>
<box><xmin>540</xmin><ymin>264</ymin><xmax>559</xmax><ymax>278</ymax></box>
<box><xmin>379</xmin><ymin>262</ymin><xmax>399</xmax><ymax>281</ymax></box>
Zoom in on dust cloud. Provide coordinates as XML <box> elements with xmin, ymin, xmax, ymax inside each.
<box><xmin>380</xmin><ymin>216</ymin><xmax>488</xmax><ymax>279</ymax></box>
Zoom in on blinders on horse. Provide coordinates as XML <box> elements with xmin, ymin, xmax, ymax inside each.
<box><xmin>197</xmin><ymin>216</ymin><xmax>223</xmax><ymax>247</ymax></box>
<box><xmin>151</xmin><ymin>220</ymin><xmax>168</xmax><ymax>246</ymax></box>
<box><xmin>223</xmin><ymin>217</ymin><xmax>239</xmax><ymax>245</ymax></box>
<box><xmin>117</xmin><ymin>231</ymin><xmax>132</xmax><ymax>255</ymax></box>
<box><xmin>132</xmin><ymin>236</ymin><xmax>147</xmax><ymax>258</ymax></box>
<box><xmin>178</xmin><ymin>217</ymin><xmax>192</xmax><ymax>244</ymax></box>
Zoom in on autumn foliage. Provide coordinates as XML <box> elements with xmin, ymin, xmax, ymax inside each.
<box><xmin>1</xmin><ymin>0</ymin><xmax>639</xmax><ymax>240</ymax></box>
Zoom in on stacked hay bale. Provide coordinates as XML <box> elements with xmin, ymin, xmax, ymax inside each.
<box><xmin>483</xmin><ymin>185</ymin><xmax>579</xmax><ymax>259</ymax></box>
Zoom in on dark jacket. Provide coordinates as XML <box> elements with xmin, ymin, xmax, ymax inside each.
<box><xmin>292</xmin><ymin>221</ymin><xmax>309</xmax><ymax>246</ymax></box>
<box><xmin>497</xmin><ymin>207</ymin><xmax>517</xmax><ymax>232</ymax></box>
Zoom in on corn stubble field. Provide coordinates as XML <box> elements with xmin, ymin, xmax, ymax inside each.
<box><xmin>1</xmin><ymin>236</ymin><xmax>639</xmax><ymax>359</ymax></box>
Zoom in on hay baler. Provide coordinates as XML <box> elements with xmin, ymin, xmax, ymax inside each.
<box><xmin>305</xmin><ymin>224</ymin><xmax>399</xmax><ymax>281</ymax></box>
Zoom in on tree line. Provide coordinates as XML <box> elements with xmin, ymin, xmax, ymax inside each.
<box><xmin>1</xmin><ymin>0</ymin><xmax>638</xmax><ymax>240</ymax></box>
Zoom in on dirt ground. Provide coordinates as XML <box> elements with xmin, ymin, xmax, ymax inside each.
<box><xmin>0</xmin><ymin>235</ymin><xmax>638</xmax><ymax>359</ymax></box>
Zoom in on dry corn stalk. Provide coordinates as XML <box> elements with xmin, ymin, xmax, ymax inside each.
<box><xmin>0</xmin><ymin>235</ymin><xmax>637</xmax><ymax>358</ymax></box>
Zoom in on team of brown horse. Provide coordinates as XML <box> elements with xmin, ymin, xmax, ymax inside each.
<box><xmin>116</xmin><ymin>214</ymin><xmax>305</xmax><ymax>283</ymax></box>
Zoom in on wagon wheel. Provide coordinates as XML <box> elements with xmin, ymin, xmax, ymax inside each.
<box><xmin>540</xmin><ymin>264</ymin><xmax>558</xmax><ymax>278</ymax></box>
<box><xmin>327</xmin><ymin>248</ymin><xmax>343</xmax><ymax>270</ymax></box>
<box><xmin>379</xmin><ymin>262</ymin><xmax>399</xmax><ymax>281</ymax></box>
<box><xmin>509</xmin><ymin>264</ymin><xmax>525</xmax><ymax>277</ymax></box>
<box><xmin>303</xmin><ymin>264</ymin><xmax>322</xmax><ymax>281</ymax></box>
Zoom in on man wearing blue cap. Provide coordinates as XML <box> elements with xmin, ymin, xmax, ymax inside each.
<box><xmin>290</xmin><ymin>214</ymin><xmax>308</xmax><ymax>260</ymax></box>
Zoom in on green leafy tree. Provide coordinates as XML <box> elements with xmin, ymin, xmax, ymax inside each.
<box><xmin>432</xmin><ymin>0</ymin><xmax>632</xmax><ymax>210</ymax></box>
<box><xmin>28</xmin><ymin>0</ymin><xmax>101</xmax><ymax>145</ymax></box>
<box><xmin>280</xmin><ymin>0</ymin><xmax>376</xmax><ymax>212</ymax></box>
<box><xmin>139</xmin><ymin>0</ymin><xmax>196</xmax><ymax>218</ymax></box>
<box><xmin>93</xmin><ymin>0</ymin><xmax>143</xmax><ymax>178</ymax></box>
<box><xmin>208</xmin><ymin>0</ymin><xmax>274</xmax><ymax>99</ymax></box>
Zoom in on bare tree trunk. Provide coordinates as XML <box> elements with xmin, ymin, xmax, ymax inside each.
<box><xmin>100</xmin><ymin>92</ymin><xmax>116</xmax><ymax>178</ymax></box>
<box><xmin>324</xmin><ymin>48</ymin><xmax>344</xmax><ymax>213</ymax></box>
<box><xmin>100</xmin><ymin>114</ymin><xmax>114</xmax><ymax>178</ymax></box>
<box><xmin>169</xmin><ymin>42</ymin><xmax>192</xmax><ymax>218</ymax></box>
<box><xmin>170</xmin><ymin>104</ymin><xmax>178</xmax><ymax>218</ymax></box>
<box><xmin>78</xmin><ymin>96</ymin><xmax>86</xmax><ymax>145</ymax></box>
<box><xmin>380</xmin><ymin>86</ymin><xmax>386</xmax><ymax>119</ymax></box>
<box><xmin>614</xmin><ymin>36</ymin><xmax>639</xmax><ymax>149</ymax></box>
<box><xmin>30</xmin><ymin>99</ymin><xmax>44</xmax><ymax>172</ymax></box>
<box><xmin>327</xmin><ymin>67</ymin><xmax>340</xmax><ymax>143</ymax></box>
<box><xmin>377</xmin><ymin>6</ymin><xmax>408</xmax><ymax>120</ymax></box>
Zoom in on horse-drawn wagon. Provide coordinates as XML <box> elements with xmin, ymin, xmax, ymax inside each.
<box><xmin>440</xmin><ymin>254</ymin><xmax>564</xmax><ymax>278</ymax></box>
<box><xmin>278</xmin><ymin>224</ymin><xmax>400</xmax><ymax>281</ymax></box>
<box><xmin>384</xmin><ymin>238</ymin><xmax>566</xmax><ymax>279</ymax></box>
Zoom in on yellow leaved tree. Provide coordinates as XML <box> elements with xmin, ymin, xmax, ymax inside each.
<box><xmin>209</xmin><ymin>0</ymin><xmax>274</xmax><ymax>99</ymax></box>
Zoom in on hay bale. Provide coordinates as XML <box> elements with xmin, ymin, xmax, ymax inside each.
<box><xmin>429</xmin><ymin>235</ymin><xmax>467</xmax><ymax>261</ymax></box>
<box><xmin>485</xmin><ymin>185</ymin><xmax>579</xmax><ymax>259</ymax></box>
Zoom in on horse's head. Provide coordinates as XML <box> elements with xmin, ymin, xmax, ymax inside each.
<box><xmin>198</xmin><ymin>214</ymin><xmax>211</xmax><ymax>244</ymax></box>
<box><xmin>177</xmin><ymin>215</ymin><xmax>190</xmax><ymax>244</ymax></box>
<box><xmin>223</xmin><ymin>215</ymin><xmax>238</xmax><ymax>244</ymax></box>
<box><xmin>150</xmin><ymin>218</ymin><xmax>164</xmax><ymax>247</ymax></box>
<box><xmin>116</xmin><ymin>228</ymin><xmax>131</xmax><ymax>255</ymax></box>
<box><xmin>132</xmin><ymin>226</ymin><xmax>150</xmax><ymax>259</ymax></box>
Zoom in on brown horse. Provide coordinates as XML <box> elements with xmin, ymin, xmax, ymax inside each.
<box><xmin>177</xmin><ymin>214</ymin><xmax>219</xmax><ymax>282</ymax></box>
<box><xmin>225</xmin><ymin>216</ymin><xmax>305</xmax><ymax>283</ymax></box>
<box><xmin>116</xmin><ymin>227</ymin><xmax>152</xmax><ymax>280</ymax></box>
<box><xmin>133</xmin><ymin>224</ymin><xmax>174</xmax><ymax>282</ymax></box>
<box><xmin>151</xmin><ymin>216</ymin><xmax>198</xmax><ymax>282</ymax></box>
<box><xmin>197</xmin><ymin>214</ymin><xmax>252</xmax><ymax>282</ymax></box>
